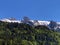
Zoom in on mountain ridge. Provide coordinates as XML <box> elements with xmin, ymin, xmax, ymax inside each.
<box><xmin>0</xmin><ymin>17</ymin><xmax>60</xmax><ymax>31</ymax></box>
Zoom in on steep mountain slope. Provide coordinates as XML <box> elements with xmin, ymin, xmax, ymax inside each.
<box><xmin>0</xmin><ymin>21</ymin><xmax>60</xmax><ymax>45</ymax></box>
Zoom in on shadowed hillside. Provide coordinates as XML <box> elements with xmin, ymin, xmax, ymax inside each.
<box><xmin>0</xmin><ymin>21</ymin><xmax>60</xmax><ymax>45</ymax></box>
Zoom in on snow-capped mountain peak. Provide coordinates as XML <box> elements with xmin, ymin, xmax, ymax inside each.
<box><xmin>0</xmin><ymin>18</ymin><xmax>21</xmax><ymax>23</ymax></box>
<box><xmin>1</xmin><ymin>18</ymin><xmax>60</xmax><ymax>31</ymax></box>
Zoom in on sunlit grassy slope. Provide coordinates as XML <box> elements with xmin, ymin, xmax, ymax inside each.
<box><xmin>0</xmin><ymin>21</ymin><xmax>60</xmax><ymax>45</ymax></box>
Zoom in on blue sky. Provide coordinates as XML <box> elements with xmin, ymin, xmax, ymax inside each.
<box><xmin>0</xmin><ymin>0</ymin><xmax>60</xmax><ymax>21</ymax></box>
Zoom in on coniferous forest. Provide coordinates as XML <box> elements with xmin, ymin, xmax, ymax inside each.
<box><xmin>0</xmin><ymin>21</ymin><xmax>60</xmax><ymax>45</ymax></box>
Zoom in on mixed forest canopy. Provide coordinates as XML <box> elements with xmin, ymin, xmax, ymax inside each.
<box><xmin>0</xmin><ymin>21</ymin><xmax>60</xmax><ymax>45</ymax></box>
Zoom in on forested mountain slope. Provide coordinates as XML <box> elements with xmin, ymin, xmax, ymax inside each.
<box><xmin>0</xmin><ymin>21</ymin><xmax>60</xmax><ymax>45</ymax></box>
